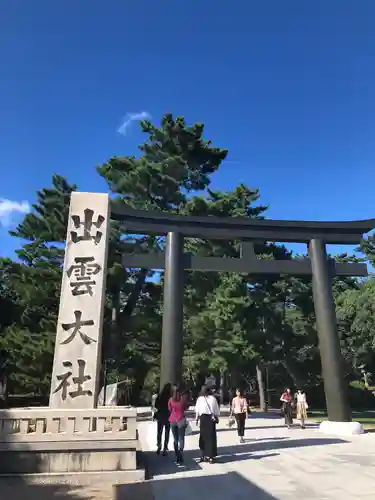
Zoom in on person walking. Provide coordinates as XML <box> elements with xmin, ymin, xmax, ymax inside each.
<box><xmin>230</xmin><ymin>388</ymin><xmax>248</xmax><ymax>443</ymax></box>
<box><xmin>168</xmin><ymin>386</ymin><xmax>190</xmax><ymax>465</ymax></box>
<box><xmin>295</xmin><ymin>389</ymin><xmax>308</xmax><ymax>429</ymax></box>
<box><xmin>195</xmin><ymin>385</ymin><xmax>220</xmax><ymax>464</ymax></box>
<box><xmin>154</xmin><ymin>383</ymin><xmax>171</xmax><ymax>455</ymax></box>
<box><xmin>280</xmin><ymin>388</ymin><xmax>293</xmax><ymax>429</ymax></box>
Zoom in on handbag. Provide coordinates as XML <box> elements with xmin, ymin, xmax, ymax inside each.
<box><xmin>204</xmin><ymin>396</ymin><xmax>219</xmax><ymax>424</ymax></box>
<box><xmin>228</xmin><ymin>416</ymin><xmax>235</xmax><ymax>428</ymax></box>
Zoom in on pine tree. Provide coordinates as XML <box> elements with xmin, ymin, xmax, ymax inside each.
<box><xmin>2</xmin><ymin>175</ymin><xmax>75</xmax><ymax>395</ymax></box>
<box><xmin>98</xmin><ymin>113</ymin><xmax>228</xmax><ymax>211</ymax></box>
<box><xmin>97</xmin><ymin>114</ymin><xmax>229</xmax><ymax>396</ymax></box>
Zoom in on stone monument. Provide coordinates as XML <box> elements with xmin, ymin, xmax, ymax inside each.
<box><xmin>0</xmin><ymin>192</ymin><xmax>143</xmax><ymax>484</ymax></box>
<box><xmin>50</xmin><ymin>192</ymin><xmax>110</xmax><ymax>409</ymax></box>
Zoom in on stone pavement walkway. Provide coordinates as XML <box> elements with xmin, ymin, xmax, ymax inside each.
<box><xmin>137</xmin><ymin>413</ymin><xmax>375</xmax><ymax>500</ymax></box>
<box><xmin>1</xmin><ymin>477</ymin><xmax>153</xmax><ymax>500</ymax></box>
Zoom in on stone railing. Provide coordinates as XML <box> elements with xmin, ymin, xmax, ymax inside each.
<box><xmin>0</xmin><ymin>407</ymin><xmax>137</xmax><ymax>443</ymax></box>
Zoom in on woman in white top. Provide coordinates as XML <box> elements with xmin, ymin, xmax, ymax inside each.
<box><xmin>195</xmin><ymin>386</ymin><xmax>220</xmax><ymax>463</ymax></box>
<box><xmin>295</xmin><ymin>389</ymin><xmax>308</xmax><ymax>429</ymax></box>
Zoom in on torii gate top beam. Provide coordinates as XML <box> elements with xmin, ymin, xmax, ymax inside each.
<box><xmin>111</xmin><ymin>204</ymin><xmax>375</xmax><ymax>245</ymax></box>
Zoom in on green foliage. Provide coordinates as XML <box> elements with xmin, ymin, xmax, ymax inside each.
<box><xmin>359</xmin><ymin>233</ymin><xmax>375</xmax><ymax>267</ymax></box>
<box><xmin>96</xmin><ymin>114</ymin><xmax>230</xmax><ymax>397</ymax></box>
<box><xmin>336</xmin><ymin>279</ymin><xmax>375</xmax><ymax>376</ymax></box>
<box><xmin>184</xmin><ymin>273</ymin><xmax>255</xmax><ymax>378</ymax></box>
<box><xmin>98</xmin><ymin>113</ymin><xmax>228</xmax><ymax>211</ymax></box>
<box><xmin>1</xmin><ymin>113</ymin><xmax>374</xmax><ymax>409</ymax></box>
<box><xmin>0</xmin><ymin>175</ymin><xmax>75</xmax><ymax>394</ymax></box>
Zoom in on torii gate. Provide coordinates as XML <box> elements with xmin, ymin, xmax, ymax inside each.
<box><xmin>112</xmin><ymin>205</ymin><xmax>375</xmax><ymax>429</ymax></box>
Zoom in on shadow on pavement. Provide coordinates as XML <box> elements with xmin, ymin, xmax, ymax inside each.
<box><xmin>140</xmin><ymin>420</ymin><xmax>319</xmax><ymax>436</ymax></box>
<box><xmin>216</xmin><ymin>425</ymin><xmax>289</xmax><ymax>433</ymax></box>
<box><xmin>247</xmin><ymin>412</ymin><xmax>281</xmax><ymax>419</ymax></box>
<box><xmin>243</xmin><ymin>436</ymin><xmax>289</xmax><ymax>442</ymax></box>
<box><xmin>115</xmin><ymin>471</ymin><xmax>280</xmax><ymax>499</ymax></box>
<box><xmin>144</xmin><ymin>448</ymin><xmax>280</xmax><ymax>473</ymax></box>
<box><xmin>216</xmin><ymin>452</ymin><xmax>279</xmax><ymax>464</ymax></box>
<box><xmin>140</xmin><ymin>434</ymin><xmax>347</xmax><ymax>480</ymax></box>
<box><xmin>142</xmin><ymin>449</ymin><xmax>202</xmax><ymax>477</ymax></box>
<box><xmin>114</xmin><ymin>480</ymin><xmax>154</xmax><ymax>499</ymax></box>
<box><xmin>216</xmin><ymin>436</ymin><xmax>348</xmax><ymax>457</ymax></box>
<box><xmin>228</xmin><ymin>422</ymin><xmax>319</xmax><ymax>432</ymax></box>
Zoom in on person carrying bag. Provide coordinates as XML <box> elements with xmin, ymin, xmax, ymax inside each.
<box><xmin>295</xmin><ymin>389</ymin><xmax>309</xmax><ymax>429</ymax></box>
<box><xmin>195</xmin><ymin>386</ymin><xmax>220</xmax><ymax>464</ymax></box>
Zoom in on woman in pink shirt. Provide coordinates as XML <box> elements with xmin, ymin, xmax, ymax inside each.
<box><xmin>230</xmin><ymin>388</ymin><xmax>248</xmax><ymax>443</ymax></box>
<box><xmin>168</xmin><ymin>386</ymin><xmax>190</xmax><ymax>465</ymax></box>
<box><xmin>280</xmin><ymin>388</ymin><xmax>293</xmax><ymax>429</ymax></box>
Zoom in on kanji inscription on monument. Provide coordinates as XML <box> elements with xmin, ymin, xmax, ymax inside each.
<box><xmin>60</xmin><ymin>310</ymin><xmax>96</xmax><ymax>345</ymax></box>
<box><xmin>53</xmin><ymin>359</ymin><xmax>92</xmax><ymax>401</ymax></box>
<box><xmin>70</xmin><ymin>208</ymin><xmax>105</xmax><ymax>245</ymax></box>
<box><xmin>67</xmin><ymin>257</ymin><xmax>102</xmax><ymax>296</ymax></box>
<box><xmin>49</xmin><ymin>192</ymin><xmax>110</xmax><ymax>409</ymax></box>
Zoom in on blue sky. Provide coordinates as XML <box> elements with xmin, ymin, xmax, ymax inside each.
<box><xmin>1</xmin><ymin>0</ymin><xmax>374</xmax><ymax>262</ymax></box>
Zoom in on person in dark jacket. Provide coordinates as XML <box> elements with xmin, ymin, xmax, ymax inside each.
<box><xmin>154</xmin><ymin>383</ymin><xmax>172</xmax><ymax>455</ymax></box>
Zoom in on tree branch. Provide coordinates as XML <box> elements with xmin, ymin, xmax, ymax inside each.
<box><xmin>120</xmin><ymin>268</ymin><xmax>149</xmax><ymax>319</ymax></box>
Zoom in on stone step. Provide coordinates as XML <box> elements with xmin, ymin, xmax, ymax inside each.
<box><xmin>0</xmin><ymin>471</ymin><xmax>150</xmax><ymax>500</ymax></box>
<box><xmin>0</xmin><ymin>469</ymin><xmax>145</xmax><ymax>484</ymax></box>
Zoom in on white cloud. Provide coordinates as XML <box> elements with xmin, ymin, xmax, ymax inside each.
<box><xmin>0</xmin><ymin>198</ymin><xmax>30</xmax><ymax>227</ymax></box>
<box><xmin>117</xmin><ymin>111</ymin><xmax>151</xmax><ymax>136</ymax></box>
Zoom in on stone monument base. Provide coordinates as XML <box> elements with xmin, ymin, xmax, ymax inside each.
<box><xmin>0</xmin><ymin>407</ymin><xmax>144</xmax><ymax>481</ymax></box>
<box><xmin>319</xmin><ymin>420</ymin><xmax>364</xmax><ymax>437</ymax></box>
<box><xmin>0</xmin><ymin>469</ymin><xmax>144</xmax><ymax>486</ymax></box>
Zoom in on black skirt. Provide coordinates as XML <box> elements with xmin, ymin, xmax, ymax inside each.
<box><xmin>199</xmin><ymin>414</ymin><xmax>217</xmax><ymax>458</ymax></box>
